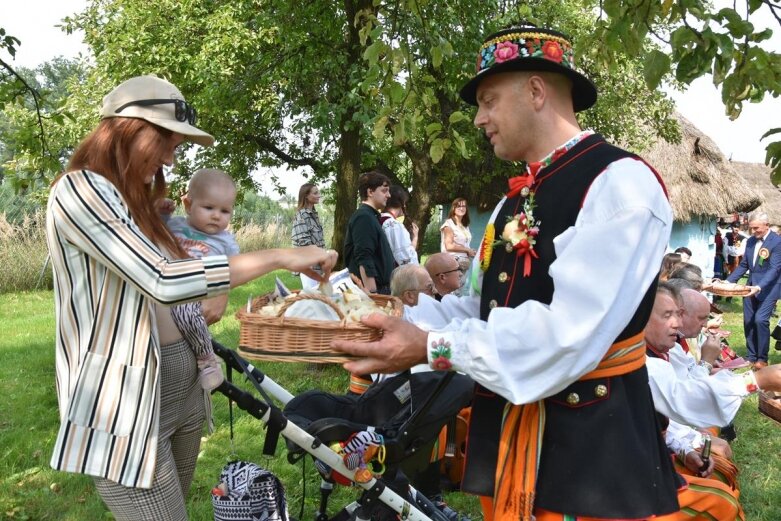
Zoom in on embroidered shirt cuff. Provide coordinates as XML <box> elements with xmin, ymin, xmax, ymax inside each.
<box><xmin>740</xmin><ymin>370</ymin><xmax>760</xmax><ymax>394</ymax></box>
<box><xmin>427</xmin><ymin>332</ymin><xmax>458</xmax><ymax>371</ymax></box>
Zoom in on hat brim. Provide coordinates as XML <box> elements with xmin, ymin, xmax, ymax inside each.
<box><xmin>459</xmin><ymin>57</ymin><xmax>597</xmax><ymax>112</ymax></box>
<box><xmin>102</xmin><ymin>113</ymin><xmax>215</xmax><ymax>147</ymax></box>
<box><xmin>140</xmin><ymin>115</ymin><xmax>215</xmax><ymax>147</ymax></box>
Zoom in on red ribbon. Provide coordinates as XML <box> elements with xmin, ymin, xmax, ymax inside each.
<box><xmin>507</xmin><ymin>175</ymin><xmax>534</xmax><ymax>198</ymax></box>
<box><xmin>506</xmin><ymin>162</ymin><xmax>543</xmax><ymax>198</ymax></box>
<box><xmin>514</xmin><ymin>241</ymin><xmax>539</xmax><ymax>277</ymax></box>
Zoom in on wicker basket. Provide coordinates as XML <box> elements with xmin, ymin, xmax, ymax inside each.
<box><xmin>236</xmin><ymin>292</ymin><xmax>403</xmax><ymax>363</ymax></box>
<box><xmin>758</xmin><ymin>390</ymin><xmax>781</xmax><ymax>424</ymax></box>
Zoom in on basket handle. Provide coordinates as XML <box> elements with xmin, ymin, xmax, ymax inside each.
<box><xmin>276</xmin><ymin>291</ymin><xmax>346</xmax><ymax>320</ymax></box>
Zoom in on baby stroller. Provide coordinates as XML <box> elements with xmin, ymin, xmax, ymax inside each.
<box><xmin>212</xmin><ymin>341</ymin><xmax>474</xmax><ymax>521</ymax></box>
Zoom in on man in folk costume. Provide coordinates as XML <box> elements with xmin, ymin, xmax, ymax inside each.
<box><xmin>723</xmin><ymin>211</ymin><xmax>781</xmax><ymax>369</ymax></box>
<box><xmin>644</xmin><ymin>282</ymin><xmax>744</xmax><ymax>520</ymax></box>
<box><xmin>646</xmin><ymin>285</ymin><xmax>781</xmax><ymax>510</ymax></box>
<box><xmin>333</xmin><ymin>23</ymin><xmax>679</xmax><ymax>520</ymax></box>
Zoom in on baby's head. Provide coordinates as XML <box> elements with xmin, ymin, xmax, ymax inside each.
<box><xmin>182</xmin><ymin>168</ymin><xmax>237</xmax><ymax>235</ymax></box>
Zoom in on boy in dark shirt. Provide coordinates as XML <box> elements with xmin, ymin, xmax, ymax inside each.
<box><xmin>343</xmin><ymin>170</ymin><xmax>395</xmax><ymax>294</ymax></box>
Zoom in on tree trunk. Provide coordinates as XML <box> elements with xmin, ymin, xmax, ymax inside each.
<box><xmin>332</xmin><ymin>128</ymin><xmax>361</xmax><ymax>268</ymax></box>
<box><xmin>330</xmin><ymin>0</ymin><xmax>373</xmax><ymax>268</ymax></box>
<box><xmin>403</xmin><ymin>142</ymin><xmax>436</xmax><ymax>258</ymax></box>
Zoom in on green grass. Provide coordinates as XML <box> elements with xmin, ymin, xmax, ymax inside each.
<box><xmin>0</xmin><ymin>273</ymin><xmax>478</xmax><ymax>521</ymax></box>
<box><xmin>2</xmin><ymin>281</ymin><xmax>781</xmax><ymax>520</ymax></box>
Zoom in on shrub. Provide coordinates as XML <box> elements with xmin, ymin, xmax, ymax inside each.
<box><xmin>0</xmin><ymin>211</ymin><xmax>52</xmax><ymax>293</ymax></box>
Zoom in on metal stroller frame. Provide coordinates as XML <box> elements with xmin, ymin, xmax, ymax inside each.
<box><xmin>212</xmin><ymin>341</ymin><xmax>472</xmax><ymax>521</ymax></box>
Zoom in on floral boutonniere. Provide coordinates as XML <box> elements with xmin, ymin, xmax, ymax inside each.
<box><xmin>758</xmin><ymin>246</ymin><xmax>770</xmax><ymax>266</ymax></box>
<box><xmin>493</xmin><ymin>194</ymin><xmax>540</xmax><ymax>277</ymax></box>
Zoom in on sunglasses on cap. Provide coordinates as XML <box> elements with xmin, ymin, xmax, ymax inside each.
<box><xmin>114</xmin><ymin>98</ymin><xmax>198</xmax><ymax>125</ymax></box>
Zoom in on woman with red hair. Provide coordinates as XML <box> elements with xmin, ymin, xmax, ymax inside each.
<box><xmin>46</xmin><ymin>75</ymin><xmax>336</xmax><ymax>520</ymax></box>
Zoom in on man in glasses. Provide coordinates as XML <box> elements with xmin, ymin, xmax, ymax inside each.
<box><xmin>425</xmin><ymin>253</ymin><xmax>463</xmax><ymax>299</ymax></box>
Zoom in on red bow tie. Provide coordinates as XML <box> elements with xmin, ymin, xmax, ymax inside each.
<box><xmin>507</xmin><ymin>162</ymin><xmax>543</xmax><ymax>198</ymax></box>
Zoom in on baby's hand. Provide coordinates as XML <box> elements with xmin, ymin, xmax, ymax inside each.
<box><xmin>157</xmin><ymin>198</ymin><xmax>176</xmax><ymax>215</ymax></box>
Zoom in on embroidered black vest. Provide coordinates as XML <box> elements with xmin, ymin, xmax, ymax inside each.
<box><xmin>462</xmin><ymin>135</ymin><xmax>679</xmax><ymax>518</ymax></box>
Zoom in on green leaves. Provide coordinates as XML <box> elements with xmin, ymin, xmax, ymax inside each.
<box><xmin>429</xmin><ymin>138</ymin><xmax>450</xmax><ymax>164</ymax></box>
<box><xmin>448</xmin><ymin>111</ymin><xmax>468</xmax><ymax>125</ymax></box>
<box><xmin>363</xmin><ymin>40</ymin><xmax>386</xmax><ymax>65</ymax></box>
<box><xmin>643</xmin><ymin>49</ymin><xmax>671</xmax><ymax>90</ymax></box>
<box><xmin>430</xmin><ymin>38</ymin><xmax>453</xmax><ymax>69</ymax></box>
<box><xmin>0</xmin><ymin>28</ymin><xmax>22</xmax><ymax>58</ymax></box>
<box><xmin>598</xmin><ymin>0</ymin><xmax>781</xmax><ymax>180</ymax></box>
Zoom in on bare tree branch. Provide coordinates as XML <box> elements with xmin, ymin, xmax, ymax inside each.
<box><xmin>250</xmin><ymin>134</ymin><xmax>325</xmax><ymax>173</ymax></box>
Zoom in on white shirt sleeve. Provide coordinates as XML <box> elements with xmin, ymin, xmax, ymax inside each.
<box><xmin>383</xmin><ymin>219</ymin><xmax>417</xmax><ymax>265</ymax></box>
<box><xmin>416</xmin><ymin>158</ymin><xmax>673</xmax><ymax>404</ymax></box>
<box><xmin>665</xmin><ymin>420</ymin><xmax>703</xmax><ymax>457</ymax></box>
<box><xmin>406</xmin><ymin>293</ymin><xmax>482</xmax><ymax>330</ymax></box>
<box><xmin>646</xmin><ymin>349</ymin><xmax>749</xmax><ymax>428</ymax></box>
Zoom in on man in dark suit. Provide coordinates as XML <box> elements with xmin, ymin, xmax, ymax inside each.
<box><xmin>726</xmin><ymin>211</ymin><xmax>781</xmax><ymax>368</ymax></box>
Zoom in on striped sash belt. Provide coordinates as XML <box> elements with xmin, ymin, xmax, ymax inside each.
<box><xmin>493</xmin><ymin>331</ymin><xmax>647</xmax><ymax>520</ymax></box>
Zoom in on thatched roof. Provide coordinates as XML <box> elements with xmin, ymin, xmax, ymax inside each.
<box><xmin>732</xmin><ymin>161</ymin><xmax>781</xmax><ymax>224</ymax></box>
<box><xmin>639</xmin><ymin>114</ymin><xmax>762</xmax><ymax>222</ymax></box>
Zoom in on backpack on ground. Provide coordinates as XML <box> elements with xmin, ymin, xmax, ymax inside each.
<box><xmin>212</xmin><ymin>460</ymin><xmax>288</xmax><ymax>521</ymax></box>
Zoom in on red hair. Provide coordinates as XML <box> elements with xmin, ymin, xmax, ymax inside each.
<box><xmin>62</xmin><ymin>118</ymin><xmax>186</xmax><ymax>258</ymax></box>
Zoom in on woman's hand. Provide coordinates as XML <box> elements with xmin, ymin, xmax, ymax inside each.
<box><xmin>229</xmin><ymin>247</ymin><xmax>337</xmax><ymax>289</ymax></box>
<box><xmin>156</xmin><ymin>197</ymin><xmax>176</xmax><ymax>215</ymax></box>
<box><xmin>281</xmin><ymin>246</ymin><xmax>338</xmax><ymax>281</ymax></box>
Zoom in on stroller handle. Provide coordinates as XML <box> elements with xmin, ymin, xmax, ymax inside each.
<box><xmin>211</xmin><ymin>342</ymin><xmax>440</xmax><ymax>521</ymax></box>
<box><xmin>212</xmin><ymin>340</ymin><xmax>294</xmax><ymax>404</ymax></box>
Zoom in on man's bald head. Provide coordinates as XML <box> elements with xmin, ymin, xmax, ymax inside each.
<box><xmin>680</xmin><ymin>288</ymin><xmax>710</xmax><ymax>338</ymax></box>
<box><xmin>425</xmin><ymin>252</ymin><xmax>462</xmax><ymax>296</ymax></box>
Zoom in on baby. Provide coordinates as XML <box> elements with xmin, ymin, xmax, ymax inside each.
<box><xmin>167</xmin><ymin>167</ymin><xmax>240</xmax><ymax>260</ymax></box>
<box><xmin>163</xmin><ymin>168</ymin><xmax>240</xmax><ymax>390</ymax></box>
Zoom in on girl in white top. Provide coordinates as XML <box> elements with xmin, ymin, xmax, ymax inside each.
<box><xmin>381</xmin><ymin>185</ymin><xmax>419</xmax><ymax>265</ymax></box>
<box><xmin>440</xmin><ymin>198</ymin><xmax>476</xmax><ymax>292</ymax></box>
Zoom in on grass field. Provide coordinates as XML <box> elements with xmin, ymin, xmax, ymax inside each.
<box><xmin>2</xmin><ymin>278</ymin><xmax>781</xmax><ymax>520</ymax></box>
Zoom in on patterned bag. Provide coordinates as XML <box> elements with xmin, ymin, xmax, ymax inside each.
<box><xmin>212</xmin><ymin>461</ymin><xmax>288</xmax><ymax>521</ymax></box>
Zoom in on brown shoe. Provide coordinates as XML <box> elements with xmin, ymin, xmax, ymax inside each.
<box><xmin>753</xmin><ymin>361</ymin><xmax>769</xmax><ymax>371</ymax></box>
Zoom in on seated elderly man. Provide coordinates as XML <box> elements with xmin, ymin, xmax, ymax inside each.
<box><xmin>646</xmin><ymin>283</ymin><xmax>781</xmax><ymax>515</ymax></box>
<box><xmin>390</xmin><ymin>264</ymin><xmax>435</xmax><ymax>306</ymax></box>
<box><xmin>349</xmin><ymin>264</ymin><xmax>434</xmax><ymax>395</ymax></box>
<box><xmin>372</xmin><ymin>262</ymin><xmax>468</xmax><ymax>521</ymax></box>
<box><xmin>424</xmin><ymin>252</ymin><xmax>463</xmax><ymax>298</ymax></box>
<box><xmin>646</xmin><ymin>284</ymin><xmax>781</xmax><ymax>429</ymax></box>
<box><xmin>644</xmin><ymin>282</ymin><xmax>744</xmax><ymax>520</ymax></box>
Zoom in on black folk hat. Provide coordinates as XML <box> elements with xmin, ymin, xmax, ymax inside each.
<box><xmin>459</xmin><ymin>24</ymin><xmax>597</xmax><ymax>112</ymax></box>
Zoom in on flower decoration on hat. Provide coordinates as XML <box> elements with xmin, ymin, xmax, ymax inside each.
<box><xmin>477</xmin><ymin>31</ymin><xmax>575</xmax><ymax>75</ymax></box>
<box><xmin>459</xmin><ymin>24</ymin><xmax>597</xmax><ymax>111</ymax></box>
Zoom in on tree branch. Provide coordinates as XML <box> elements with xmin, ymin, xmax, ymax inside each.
<box><xmin>250</xmin><ymin>134</ymin><xmax>325</xmax><ymax>173</ymax></box>
<box><xmin>0</xmin><ymin>57</ymin><xmax>50</xmax><ymax>159</ymax></box>
<box><xmin>761</xmin><ymin>0</ymin><xmax>781</xmax><ymax>26</ymax></box>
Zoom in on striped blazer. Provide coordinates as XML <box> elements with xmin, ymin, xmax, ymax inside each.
<box><xmin>46</xmin><ymin>170</ymin><xmax>231</xmax><ymax>488</ymax></box>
